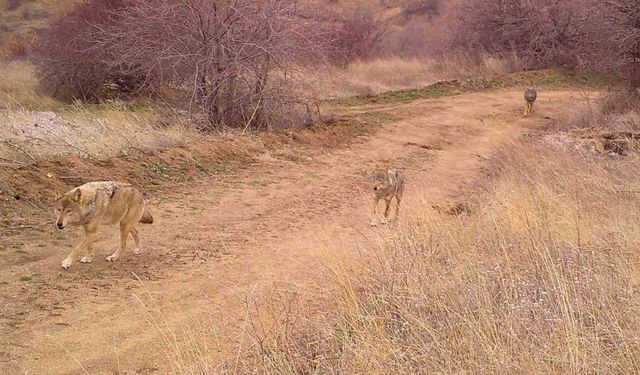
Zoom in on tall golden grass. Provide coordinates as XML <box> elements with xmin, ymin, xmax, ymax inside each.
<box><xmin>0</xmin><ymin>60</ymin><xmax>57</xmax><ymax>109</ymax></box>
<box><xmin>304</xmin><ymin>54</ymin><xmax>518</xmax><ymax>99</ymax></box>
<box><xmin>213</xmin><ymin>141</ymin><xmax>640</xmax><ymax>374</ymax></box>
<box><xmin>0</xmin><ymin>61</ymin><xmax>203</xmax><ymax>164</ymax></box>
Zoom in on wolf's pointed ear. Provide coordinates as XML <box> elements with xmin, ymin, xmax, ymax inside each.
<box><xmin>387</xmin><ymin>169</ymin><xmax>396</xmax><ymax>180</ymax></box>
<box><xmin>366</xmin><ymin>170</ymin><xmax>374</xmax><ymax>179</ymax></box>
<box><xmin>71</xmin><ymin>188</ymin><xmax>81</xmax><ymax>202</ymax></box>
<box><xmin>54</xmin><ymin>191</ymin><xmax>62</xmax><ymax>201</ymax></box>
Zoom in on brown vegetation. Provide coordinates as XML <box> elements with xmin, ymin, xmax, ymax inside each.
<box><xmin>212</xmin><ymin>108</ymin><xmax>640</xmax><ymax>374</ymax></box>
<box><xmin>401</xmin><ymin>0</ymin><xmax>442</xmax><ymax>17</ymax></box>
<box><xmin>2</xmin><ymin>1</ymin><xmax>640</xmax><ymax>374</ymax></box>
<box><xmin>438</xmin><ymin>0</ymin><xmax>640</xmax><ymax>91</ymax></box>
<box><xmin>0</xmin><ymin>0</ymin><xmax>70</xmax><ymax>60</ymax></box>
<box><xmin>317</xmin><ymin>4</ymin><xmax>388</xmax><ymax>66</ymax></box>
<box><xmin>34</xmin><ymin>0</ymin><xmax>135</xmax><ymax>101</ymax></box>
<box><xmin>33</xmin><ymin>0</ymin><xmax>394</xmax><ymax>130</ymax></box>
<box><xmin>444</xmin><ymin>0</ymin><xmax>586</xmax><ymax>68</ymax></box>
<box><xmin>578</xmin><ymin>0</ymin><xmax>640</xmax><ymax>88</ymax></box>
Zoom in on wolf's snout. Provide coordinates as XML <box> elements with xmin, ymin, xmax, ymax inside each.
<box><xmin>373</xmin><ymin>186</ymin><xmax>378</xmax><ymax>191</ymax></box>
<box><xmin>56</xmin><ymin>222</ymin><xmax>65</xmax><ymax>229</ymax></box>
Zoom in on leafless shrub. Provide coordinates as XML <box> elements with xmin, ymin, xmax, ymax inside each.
<box><xmin>402</xmin><ymin>0</ymin><xmax>442</xmax><ymax>17</ymax></box>
<box><xmin>600</xmin><ymin>91</ymin><xmax>640</xmax><ymax>116</ymax></box>
<box><xmin>444</xmin><ymin>0</ymin><xmax>590</xmax><ymax>69</ymax></box>
<box><xmin>429</xmin><ymin>0</ymin><xmax>639</xmax><ymax>89</ymax></box>
<box><xmin>36</xmin><ymin>0</ymin><xmax>336</xmax><ymax>130</ymax></box>
<box><xmin>123</xmin><ymin>0</ymin><xmax>324</xmax><ymax>129</ymax></box>
<box><xmin>34</xmin><ymin>0</ymin><xmax>144</xmax><ymax>101</ymax></box>
<box><xmin>309</xmin><ymin>5</ymin><xmax>388</xmax><ymax>67</ymax></box>
<box><xmin>578</xmin><ymin>0</ymin><xmax>640</xmax><ymax>89</ymax></box>
<box><xmin>381</xmin><ymin>17</ymin><xmax>431</xmax><ymax>57</ymax></box>
<box><xmin>590</xmin><ymin>91</ymin><xmax>640</xmax><ymax>134</ymax></box>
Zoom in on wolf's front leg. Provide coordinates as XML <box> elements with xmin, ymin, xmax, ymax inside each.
<box><xmin>80</xmin><ymin>243</ymin><xmax>94</xmax><ymax>264</ymax></box>
<box><xmin>524</xmin><ymin>102</ymin><xmax>533</xmax><ymax>116</ymax></box>
<box><xmin>370</xmin><ymin>197</ymin><xmax>380</xmax><ymax>226</ymax></box>
<box><xmin>62</xmin><ymin>230</ymin><xmax>98</xmax><ymax>269</ymax></box>
<box><xmin>380</xmin><ymin>199</ymin><xmax>391</xmax><ymax>224</ymax></box>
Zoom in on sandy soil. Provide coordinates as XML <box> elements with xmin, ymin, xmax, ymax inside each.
<box><xmin>0</xmin><ymin>89</ymin><xmax>583</xmax><ymax>374</ymax></box>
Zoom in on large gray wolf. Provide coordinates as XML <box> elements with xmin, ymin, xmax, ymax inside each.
<box><xmin>524</xmin><ymin>87</ymin><xmax>537</xmax><ymax>116</ymax></box>
<box><xmin>369</xmin><ymin>168</ymin><xmax>405</xmax><ymax>226</ymax></box>
<box><xmin>53</xmin><ymin>181</ymin><xmax>153</xmax><ymax>269</ymax></box>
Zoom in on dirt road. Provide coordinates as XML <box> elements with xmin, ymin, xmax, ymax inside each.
<box><xmin>0</xmin><ymin>89</ymin><xmax>582</xmax><ymax>374</ymax></box>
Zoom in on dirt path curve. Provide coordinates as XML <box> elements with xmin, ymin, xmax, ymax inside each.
<box><xmin>0</xmin><ymin>89</ymin><xmax>581</xmax><ymax>374</ymax></box>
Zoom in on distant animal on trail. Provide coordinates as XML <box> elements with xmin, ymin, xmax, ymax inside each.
<box><xmin>368</xmin><ymin>168</ymin><xmax>405</xmax><ymax>226</ymax></box>
<box><xmin>53</xmin><ymin>181</ymin><xmax>153</xmax><ymax>269</ymax></box>
<box><xmin>523</xmin><ymin>87</ymin><xmax>537</xmax><ymax>116</ymax></box>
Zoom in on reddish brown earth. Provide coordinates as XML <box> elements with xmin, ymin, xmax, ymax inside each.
<box><xmin>0</xmin><ymin>89</ymin><xmax>584</xmax><ymax>374</ymax></box>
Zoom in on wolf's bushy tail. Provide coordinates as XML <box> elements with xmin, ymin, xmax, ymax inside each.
<box><xmin>140</xmin><ymin>204</ymin><xmax>154</xmax><ymax>224</ymax></box>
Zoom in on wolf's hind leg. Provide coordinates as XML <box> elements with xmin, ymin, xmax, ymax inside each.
<box><xmin>130</xmin><ymin>227</ymin><xmax>142</xmax><ymax>255</ymax></box>
<box><xmin>107</xmin><ymin>222</ymin><xmax>135</xmax><ymax>262</ymax></box>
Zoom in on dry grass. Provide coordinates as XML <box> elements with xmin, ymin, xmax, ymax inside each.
<box><xmin>0</xmin><ymin>61</ymin><xmax>202</xmax><ymax>164</ymax></box>
<box><xmin>140</xmin><ymin>105</ymin><xmax>640</xmax><ymax>374</ymax></box>
<box><xmin>208</xmin><ymin>141</ymin><xmax>640</xmax><ymax>375</ymax></box>
<box><xmin>305</xmin><ymin>54</ymin><xmax>517</xmax><ymax>99</ymax></box>
<box><xmin>0</xmin><ymin>60</ymin><xmax>58</xmax><ymax>109</ymax></box>
<box><xmin>0</xmin><ymin>104</ymin><xmax>203</xmax><ymax>164</ymax></box>
<box><xmin>543</xmin><ymin>90</ymin><xmax>640</xmax><ymax>159</ymax></box>
<box><xmin>553</xmin><ymin>91</ymin><xmax>640</xmax><ymax>133</ymax></box>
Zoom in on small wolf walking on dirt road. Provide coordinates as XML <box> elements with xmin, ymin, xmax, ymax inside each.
<box><xmin>369</xmin><ymin>168</ymin><xmax>405</xmax><ymax>226</ymax></box>
<box><xmin>53</xmin><ymin>181</ymin><xmax>153</xmax><ymax>269</ymax></box>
